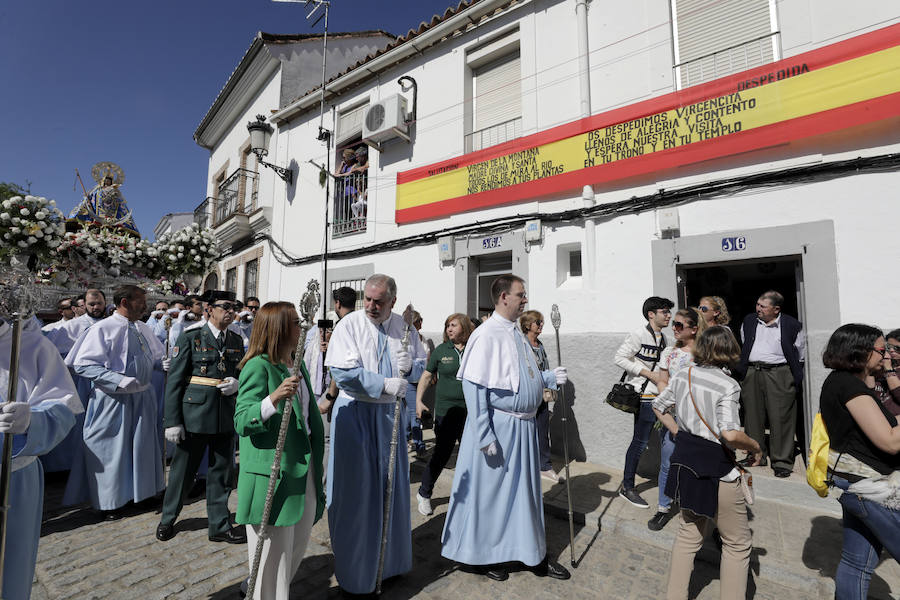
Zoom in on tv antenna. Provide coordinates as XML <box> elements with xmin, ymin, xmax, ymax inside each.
<box><xmin>273</xmin><ymin>0</ymin><xmax>331</xmax><ymax>140</ymax></box>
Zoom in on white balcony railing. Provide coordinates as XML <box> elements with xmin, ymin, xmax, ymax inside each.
<box><xmin>464</xmin><ymin>117</ymin><xmax>522</xmax><ymax>153</ymax></box>
<box><xmin>333</xmin><ymin>170</ymin><xmax>368</xmax><ymax>238</ymax></box>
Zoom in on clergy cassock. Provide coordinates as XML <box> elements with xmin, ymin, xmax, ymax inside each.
<box><xmin>324</xmin><ymin>309</ymin><xmax>425</xmax><ymax>594</ymax></box>
<box><xmin>40</xmin><ymin>313</ymin><xmax>103</xmax><ymax>473</ymax></box>
<box><xmin>1</xmin><ymin>320</ymin><xmax>81</xmax><ymax>600</ymax></box>
<box><xmin>441</xmin><ymin>313</ymin><xmax>557</xmax><ymax>567</ymax></box>
<box><xmin>62</xmin><ymin>312</ymin><xmax>166</xmax><ymax>510</ymax></box>
<box><xmin>146</xmin><ymin>314</ymin><xmax>170</xmax><ymax>451</ymax></box>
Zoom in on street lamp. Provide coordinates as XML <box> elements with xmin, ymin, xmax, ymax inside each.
<box><xmin>247</xmin><ymin>115</ymin><xmax>293</xmax><ymax>185</ymax></box>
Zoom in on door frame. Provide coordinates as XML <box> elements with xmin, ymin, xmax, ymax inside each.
<box><xmin>651</xmin><ymin>220</ymin><xmax>840</xmax><ymax>439</ymax></box>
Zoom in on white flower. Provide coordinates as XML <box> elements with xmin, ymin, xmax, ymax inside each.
<box><xmin>17</xmin><ymin>240</ymin><xmax>27</xmax><ymax>247</ymax></box>
<box><xmin>34</xmin><ymin>211</ymin><xmax>46</xmax><ymax>219</ymax></box>
<box><xmin>177</xmin><ymin>245</ymin><xmax>184</xmax><ymax>252</ymax></box>
<box><xmin>190</xmin><ymin>248</ymin><xmax>197</xmax><ymax>255</ymax></box>
<box><xmin>2</xmin><ymin>233</ymin><xmax>9</xmax><ymax>240</ymax></box>
<box><xmin>10</xmin><ymin>227</ymin><xmax>20</xmax><ymax>234</ymax></box>
<box><xmin>34</xmin><ymin>230</ymin><xmax>43</xmax><ymax>238</ymax></box>
<box><xmin>36</xmin><ymin>220</ymin><xmax>46</xmax><ymax>228</ymax></box>
<box><xmin>194</xmin><ymin>256</ymin><xmax>202</xmax><ymax>262</ymax></box>
<box><xmin>168</xmin><ymin>254</ymin><xmax>177</xmax><ymax>261</ymax></box>
<box><xmin>1</xmin><ymin>199</ymin><xmax>11</xmax><ymax>209</ymax></box>
<box><xmin>20</xmin><ymin>208</ymin><xmax>29</xmax><ymax>216</ymax></box>
<box><xmin>177</xmin><ymin>252</ymin><xmax>183</xmax><ymax>258</ymax></box>
<box><xmin>11</xmin><ymin>217</ymin><xmax>19</xmax><ymax>225</ymax></box>
<box><xmin>0</xmin><ymin>213</ymin><xmax>8</xmax><ymax>221</ymax></box>
<box><xmin>26</xmin><ymin>236</ymin><xmax>36</xmax><ymax>244</ymax></box>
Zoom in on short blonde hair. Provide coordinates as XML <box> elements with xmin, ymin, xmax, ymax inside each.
<box><xmin>519</xmin><ymin>310</ymin><xmax>543</xmax><ymax>334</ymax></box>
<box><xmin>699</xmin><ymin>296</ymin><xmax>731</xmax><ymax>325</ymax></box>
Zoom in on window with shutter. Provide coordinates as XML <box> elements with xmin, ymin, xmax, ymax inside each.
<box><xmin>336</xmin><ymin>103</ymin><xmax>368</xmax><ymax>145</ymax></box>
<box><xmin>672</xmin><ymin>0</ymin><xmax>778</xmax><ymax>89</ymax></box>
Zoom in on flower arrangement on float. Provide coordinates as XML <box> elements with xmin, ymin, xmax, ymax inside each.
<box><xmin>154</xmin><ymin>222</ymin><xmax>218</xmax><ymax>290</ymax></box>
<box><xmin>0</xmin><ymin>195</ymin><xmax>66</xmax><ymax>265</ymax></box>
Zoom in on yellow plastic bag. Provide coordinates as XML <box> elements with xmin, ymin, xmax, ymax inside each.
<box><xmin>806</xmin><ymin>413</ymin><xmax>831</xmax><ymax>498</ymax></box>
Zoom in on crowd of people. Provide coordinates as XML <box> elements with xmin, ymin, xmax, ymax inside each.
<box><xmin>2</xmin><ymin>275</ymin><xmax>899</xmax><ymax>600</ymax></box>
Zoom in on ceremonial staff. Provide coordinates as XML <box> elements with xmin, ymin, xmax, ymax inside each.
<box><xmin>162</xmin><ymin>315</ymin><xmax>173</xmax><ymax>483</ymax></box>
<box><xmin>0</xmin><ymin>312</ymin><xmax>23</xmax><ymax>599</ymax></box>
<box><xmin>375</xmin><ymin>303</ymin><xmax>414</xmax><ymax>595</ymax></box>
<box><xmin>246</xmin><ymin>282</ymin><xmax>319</xmax><ymax>598</ymax></box>
<box><xmin>550</xmin><ymin>304</ymin><xmax>576</xmax><ymax>568</ymax></box>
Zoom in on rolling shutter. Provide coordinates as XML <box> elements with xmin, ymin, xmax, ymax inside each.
<box><xmin>336</xmin><ymin>103</ymin><xmax>367</xmax><ymax>144</ymax></box>
<box><xmin>674</xmin><ymin>0</ymin><xmax>775</xmax><ymax>88</ymax></box>
<box><xmin>473</xmin><ymin>52</ymin><xmax>521</xmax><ymax>132</ymax></box>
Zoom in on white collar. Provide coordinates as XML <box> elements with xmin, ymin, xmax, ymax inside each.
<box><xmin>206</xmin><ymin>320</ymin><xmax>224</xmax><ymax>338</ymax></box>
<box><xmin>757</xmin><ymin>314</ymin><xmax>781</xmax><ymax>328</ymax></box>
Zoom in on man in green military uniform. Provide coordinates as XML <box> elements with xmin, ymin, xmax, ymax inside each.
<box><xmin>156</xmin><ymin>290</ymin><xmax>247</xmax><ymax>544</ymax></box>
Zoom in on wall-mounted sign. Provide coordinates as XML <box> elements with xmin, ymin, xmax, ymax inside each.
<box><xmin>395</xmin><ymin>23</ymin><xmax>900</xmax><ymax>224</ymax></box>
<box><xmin>721</xmin><ymin>236</ymin><xmax>747</xmax><ymax>252</ymax></box>
<box><xmin>481</xmin><ymin>236</ymin><xmax>503</xmax><ymax>249</ymax></box>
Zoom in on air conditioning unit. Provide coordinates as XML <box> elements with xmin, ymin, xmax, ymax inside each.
<box><xmin>362</xmin><ymin>94</ymin><xmax>410</xmax><ymax>148</ymax></box>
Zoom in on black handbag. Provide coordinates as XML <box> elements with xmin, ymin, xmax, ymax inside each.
<box><xmin>605</xmin><ymin>326</ymin><xmax>665</xmax><ymax>414</ymax></box>
<box><xmin>605</xmin><ymin>372</ymin><xmax>647</xmax><ymax>414</ymax></box>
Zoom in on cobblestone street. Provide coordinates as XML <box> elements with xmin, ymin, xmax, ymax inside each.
<box><xmin>32</xmin><ymin>441</ymin><xmax>899</xmax><ymax>600</ymax></box>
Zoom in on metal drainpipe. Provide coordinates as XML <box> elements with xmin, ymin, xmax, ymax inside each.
<box><xmin>576</xmin><ymin>0</ymin><xmax>596</xmax><ymax>288</ymax></box>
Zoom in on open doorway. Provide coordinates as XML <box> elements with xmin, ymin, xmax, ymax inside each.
<box><xmin>677</xmin><ymin>255</ymin><xmax>808</xmax><ymax>468</ymax></box>
<box><xmin>469</xmin><ymin>252</ymin><xmax>512</xmax><ymax>319</ymax></box>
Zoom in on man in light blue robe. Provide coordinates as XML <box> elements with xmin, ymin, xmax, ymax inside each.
<box><xmin>63</xmin><ymin>285</ymin><xmax>166</xmax><ymax>517</ymax></box>
<box><xmin>40</xmin><ymin>289</ymin><xmax>107</xmax><ymax>473</ymax></box>
<box><xmin>443</xmin><ymin>274</ymin><xmax>571</xmax><ymax>581</ymax></box>
<box><xmin>1</xmin><ymin>317</ymin><xmax>81</xmax><ymax>600</ymax></box>
<box><xmin>324</xmin><ymin>274</ymin><xmax>425</xmax><ymax>595</ymax></box>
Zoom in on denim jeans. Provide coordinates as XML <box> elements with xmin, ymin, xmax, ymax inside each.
<box><xmin>623</xmin><ymin>400</ymin><xmax>657</xmax><ymax>491</ymax></box>
<box><xmin>833</xmin><ymin>477</ymin><xmax>900</xmax><ymax>599</ymax></box>
<box><xmin>658</xmin><ymin>429</ymin><xmax>676</xmax><ymax>511</ymax></box>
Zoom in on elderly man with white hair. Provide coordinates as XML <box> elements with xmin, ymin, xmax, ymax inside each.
<box><xmin>324</xmin><ymin>273</ymin><xmax>426</xmax><ymax>595</ymax></box>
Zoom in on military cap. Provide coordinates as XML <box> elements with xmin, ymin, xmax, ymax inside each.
<box><xmin>200</xmin><ymin>289</ymin><xmax>237</xmax><ymax>304</ymax></box>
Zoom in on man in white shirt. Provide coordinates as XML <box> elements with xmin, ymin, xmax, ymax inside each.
<box><xmin>733</xmin><ymin>290</ymin><xmax>805</xmax><ymax>478</ymax></box>
<box><xmin>41</xmin><ymin>297</ymin><xmax>75</xmax><ymax>334</ymax></box>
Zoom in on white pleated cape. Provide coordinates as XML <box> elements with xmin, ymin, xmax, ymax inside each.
<box><xmin>456</xmin><ymin>313</ymin><xmax>520</xmax><ymax>392</ymax></box>
<box><xmin>66</xmin><ymin>312</ymin><xmax>165</xmax><ymax>371</ymax></box>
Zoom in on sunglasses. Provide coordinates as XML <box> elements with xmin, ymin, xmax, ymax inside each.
<box><xmin>888</xmin><ymin>343</ymin><xmax>900</xmax><ymax>353</ymax></box>
<box><xmin>247</xmin><ymin>305</ymin><xmax>260</xmax><ymax>310</ymax></box>
<box><xmin>672</xmin><ymin>321</ymin><xmax>692</xmax><ymax>331</ymax></box>
<box><xmin>213</xmin><ymin>302</ymin><xmax>235</xmax><ymax>311</ymax></box>
<box><xmin>698</xmin><ymin>306</ymin><xmax>710</xmax><ymax>312</ymax></box>
<box><xmin>873</xmin><ymin>346</ymin><xmax>888</xmax><ymax>358</ymax></box>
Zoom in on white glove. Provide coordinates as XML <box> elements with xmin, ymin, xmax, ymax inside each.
<box><xmin>395</xmin><ymin>349</ymin><xmax>412</xmax><ymax>375</ymax></box>
<box><xmin>0</xmin><ymin>402</ymin><xmax>32</xmax><ymax>435</ymax></box>
<box><xmin>383</xmin><ymin>377</ymin><xmax>406</xmax><ymax>397</ymax></box>
<box><xmin>238</xmin><ymin>310</ymin><xmax>252</xmax><ymax>321</ymax></box>
<box><xmin>554</xmin><ymin>366</ymin><xmax>568</xmax><ymax>386</ymax></box>
<box><xmin>161</xmin><ymin>358</ymin><xmax>171</xmax><ymax>372</ymax></box>
<box><xmin>117</xmin><ymin>376</ymin><xmax>142</xmax><ymax>393</ymax></box>
<box><xmin>167</xmin><ymin>308</ymin><xmax>181</xmax><ymax>317</ymax></box>
<box><xmin>151</xmin><ymin>310</ymin><xmax>165</xmax><ymax>319</ymax></box>
<box><xmin>165</xmin><ymin>425</ymin><xmax>185</xmax><ymax>445</ymax></box>
<box><xmin>481</xmin><ymin>440</ymin><xmax>498</xmax><ymax>456</ymax></box>
<box><xmin>176</xmin><ymin>310</ymin><xmax>188</xmax><ymax>323</ymax></box>
<box><xmin>216</xmin><ymin>376</ymin><xmax>239</xmax><ymax>396</ymax></box>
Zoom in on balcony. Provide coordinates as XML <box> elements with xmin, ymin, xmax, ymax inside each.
<box><xmin>464</xmin><ymin>117</ymin><xmax>522</xmax><ymax>153</ymax></box>
<box><xmin>194</xmin><ymin>197</ymin><xmax>213</xmax><ymax>229</ymax></box>
<box><xmin>215</xmin><ymin>167</ymin><xmax>258</xmax><ymax>225</ymax></box>
<box><xmin>333</xmin><ymin>170</ymin><xmax>368</xmax><ymax>238</ymax></box>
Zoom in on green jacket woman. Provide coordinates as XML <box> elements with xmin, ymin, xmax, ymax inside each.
<box><xmin>233</xmin><ymin>301</ymin><xmax>327</xmax><ymax>600</ymax></box>
<box><xmin>234</xmin><ymin>355</ymin><xmax>325</xmax><ymax>526</ymax></box>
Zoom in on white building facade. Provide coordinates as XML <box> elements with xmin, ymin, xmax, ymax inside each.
<box><xmin>197</xmin><ymin>0</ymin><xmax>900</xmax><ymax>468</ymax></box>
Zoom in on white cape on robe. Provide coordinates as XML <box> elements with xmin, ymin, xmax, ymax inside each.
<box><xmin>0</xmin><ymin>321</ymin><xmax>82</xmax><ymax>472</ymax></box>
<box><xmin>66</xmin><ymin>312</ymin><xmax>165</xmax><ymax>371</ymax></box>
<box><xmin>325</xmin><ymin>310</ymin><xmax>423</xmax><ymax>402</ymax></box>
<box><xmin>456</xmin><ymin>313</ymin><xmax>520</xmax><ymax>393</ymax></box>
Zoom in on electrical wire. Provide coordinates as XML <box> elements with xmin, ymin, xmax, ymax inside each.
<box><xmin>242</xmin><ymin>152</ymin><xmax>899</xmax><ymax>267</ymax></box>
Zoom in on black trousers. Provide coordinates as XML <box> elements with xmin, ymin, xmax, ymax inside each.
<box><xmin>418</xmin><ymin>405</ymin><xmax>467</xmax><ymax>499</ymax></box>
<box><xmin>160</xmin><ymin>431</ymin><xmax>234</xmax><ymax>536</ymax></box>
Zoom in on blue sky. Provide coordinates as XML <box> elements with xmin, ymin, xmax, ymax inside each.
<box><xmin>0</xmin><ymin>0</ymin><xmax>460</xmax><ymax>238</ymax></box>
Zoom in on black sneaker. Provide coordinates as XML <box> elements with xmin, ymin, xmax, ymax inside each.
<box><xmin>648</xmin><ymin>510</ymin><xmax>672</xmax><ymax>531</ymax></box>
<box><xmin>619</xmin><ymin>488</ymin><xmax>649</xmax><ymax>508</ymax></box>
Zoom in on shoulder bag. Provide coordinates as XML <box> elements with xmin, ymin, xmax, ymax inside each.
<box><xmin>606</xmin><ymin>326</ymin><xmax>666</xmax><ymax>414</ymax></box>
<box><xmin>686</xmin><ymin>366</ymin><xmax>754</xmax><ymax>505</ymax></box>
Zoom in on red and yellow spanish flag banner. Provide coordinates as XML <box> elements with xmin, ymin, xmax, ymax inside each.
<box><xmin>395</xmin><ymin>22</ymin><xmax>900</xmax><ymax>224</ymax></box>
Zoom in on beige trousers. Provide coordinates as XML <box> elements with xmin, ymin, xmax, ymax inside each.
<box><xmin>666</xmin><ymin>479</ymin><xmax>752</xmax><ymax>600</ymax></box>
<box><xmin>246</xmin><ymin>473</ymin><xmax>317</xmax><ymax>600</ymax></box>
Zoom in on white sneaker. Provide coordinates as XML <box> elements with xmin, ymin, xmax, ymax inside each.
<box><xmin>416</xmin><ymin>492</ymin><xmax>433</xmax><ymax>516</ymax></box>
<box><xmin>541</xmin><ymin>469</ymin><xmax>560</xmax><ymax>483</ymax></box>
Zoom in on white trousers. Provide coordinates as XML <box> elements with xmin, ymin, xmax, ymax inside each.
<box><xmin>246</xmin><ymin>473</ymin><xmax>317</xmax><ymax>600</ymax></box>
